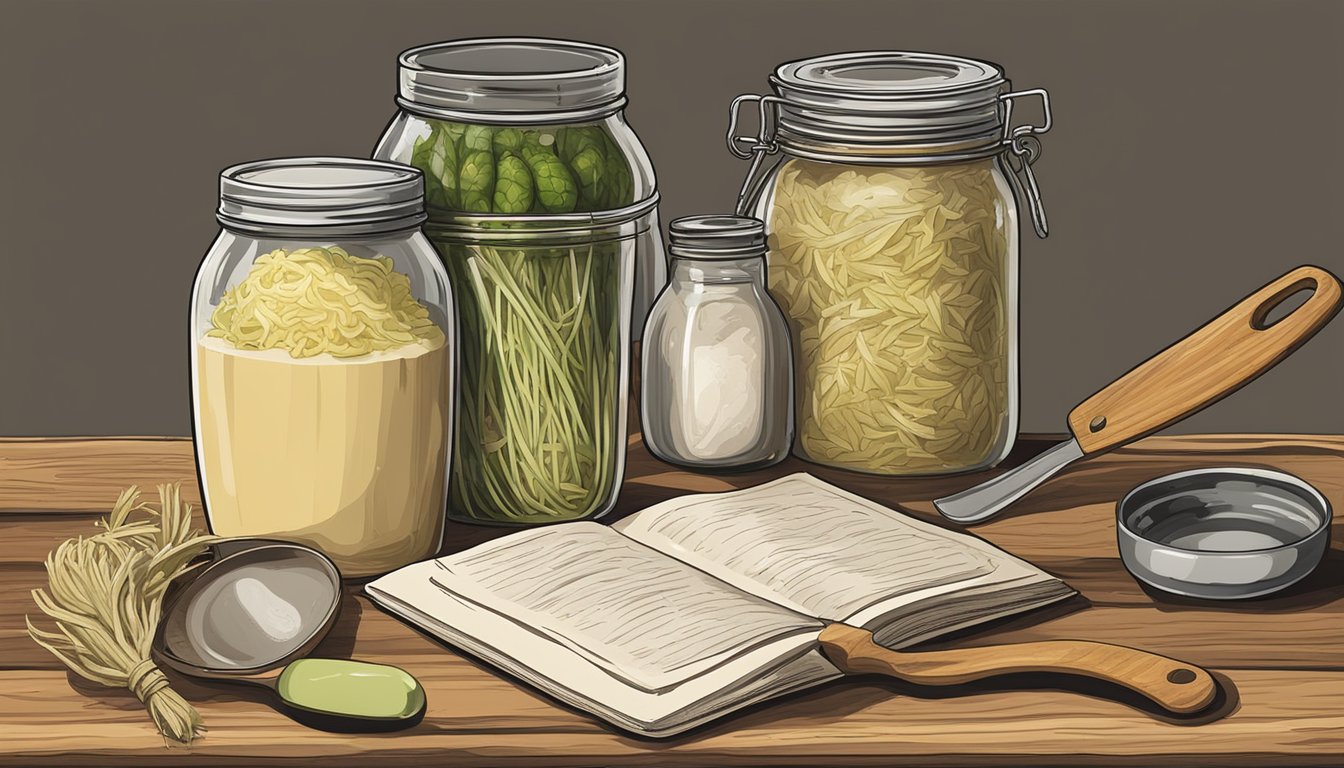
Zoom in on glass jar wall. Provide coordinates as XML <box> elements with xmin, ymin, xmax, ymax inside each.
<box><xmin>190</xmin><ymin>158</ymin><xmax>454</xmax><ymax>577</ymax></box>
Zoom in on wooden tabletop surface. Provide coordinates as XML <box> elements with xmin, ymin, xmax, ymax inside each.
<box><xmin>1</xmin><ymin>432</ymin><xmax>1341</xmax><ymax>766</ymax></box>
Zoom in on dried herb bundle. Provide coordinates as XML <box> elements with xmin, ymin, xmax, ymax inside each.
<box><xmin>26</xmin><ymin>484</ymin><xmax>217</xmax><ymax>744</ymax></box>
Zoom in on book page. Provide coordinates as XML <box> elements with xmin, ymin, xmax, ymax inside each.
<box><xmin>429</xmin><ymin>522</ymin><xmax>822</xmax><ymax>693</ymax></box>
<box><xmin>614</xmin><ymin>473</ymin><xmax>998</xmax><ymax>621</ymax></box>
<box><xmin>367</xmin><ymin>560</ymin><xmax>842</xmax><ymax>736</ymax></box>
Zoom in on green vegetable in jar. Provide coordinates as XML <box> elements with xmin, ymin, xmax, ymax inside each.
<box><xmin>526</xmin><ymin>149</ymin><xmax>579</xmax><ymax>213</ymax></box>
<box><xmin>463</xmin><ymin>124</ymin><xmax>495</xmax><ymax>153</ymax></box>
<box><xmin>404</xmin><ymin>118</ymin><xmax>636</xmax><ymax>215</ymax></box>
<box><xmin>519</xmin><ymin>131</ymin><xmax>552</xmax><ymax>162</ymax></box>
<box><xmin>458</xmin><ymin>149</ymin><xmax>496</xmax><ymax>213</ymax></box>
<box><xmin>493</xmin><ymin>152</ymin><xmax>535</xmax><ymax>214</ymax></box>
<box><xmin>443</xmin><ymin>121</ymin><xmax>467</xmax><ymax>145</ymax></box>
<box><xmin>570</xmin><ymin>146</ymin><xmax>606</xmax><ymax>210</ymax></box>
<box><xmin>561</xmin><ymin>126</ymin><xmax>605</xmax><ymax>165</ymax></box>
<box><xmin>493</xmin><ymin>127</ymin><xmax>524</xmax><ymax>156</ymax></box>
<box><xmin>413</xmin><ymin>126</ymin><xmax>460</xmax><ymax>210</ymax></box>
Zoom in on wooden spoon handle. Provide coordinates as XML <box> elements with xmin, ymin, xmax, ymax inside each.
<box><xmin>818</xmin><ymin>624</ymin><xmax>1217</xmax><ymax>715</ymax></box>
<box><xmin>1067</xmin><ymin>264</ymin><xmax>1342</xmax><ymax>455</ymax></box>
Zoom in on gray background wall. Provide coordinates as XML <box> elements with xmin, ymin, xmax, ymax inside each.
<box><xmin>1</xmin><ymin>0</ymin><xmax>1340</xmax><ymax>437</ymax></box>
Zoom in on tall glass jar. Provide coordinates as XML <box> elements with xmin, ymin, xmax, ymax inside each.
<box><xmin>373</xmin><ymin>38</ymin><xmax>665</xmax><ymax>525</ymax></box>
<box><xmin>641</xmin><ymin>215</ymin><xmax>793</xmax><ymax>470</ymax></box>
<box><xmin>729</xmin><ymin>52</ymin><xmax>1051</xmax><ymax>476</ymax></box>
<box><xmin>373</xmin><ymin>37</ymin><xmax>666</xmax><ymax>340</ymax></box>
<box><xmin>190</xmin><ymin>158</ymin><xmax>455</xmax><ymax>577</ymax></box>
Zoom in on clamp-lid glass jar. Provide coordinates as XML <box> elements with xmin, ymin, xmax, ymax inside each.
<box><xmin>728</xmin><ymin>52</ymin><xmax>1051</xmax><ymax>476</ymax></box>
<box><xmin>373</xmin><ymin>37</ymin><xmax>667</xmax><ymax>340</ymax></box>
<box><xmin>190</xmin><ymin>157</ymin><xmax>455</xmax><ymax>577</ymax></box>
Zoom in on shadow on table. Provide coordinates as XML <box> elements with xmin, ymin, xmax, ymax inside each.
<box><xmin>656</xmin><ymin>667</ymin><xmax>1242</xmax><ymax>746</ymax></box>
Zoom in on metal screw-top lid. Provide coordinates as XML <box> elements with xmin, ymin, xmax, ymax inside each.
<box><xmin>668</xmin><ymin>215</ymin><xmax>767</xmax><ymax>259</ymax></box>
<box><xmin>218</xmin><ymin>157</ymin><xmax>427</xmax><ymax>235</ymax></box>
<box><xmin>398</xmin><ymin>38</ymin><xmax>626</xmax><ymax>123</ymax></box>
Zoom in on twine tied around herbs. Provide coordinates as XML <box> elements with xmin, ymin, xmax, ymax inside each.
<box><xmin>26</xmin><ymin>484</ymin><xmax>218</xmax><ymax>745</ymax></box>
<box><xmin>128</xmin><ymin>658</ymin><xmax>173</xmax><ymax>703</ymax></box>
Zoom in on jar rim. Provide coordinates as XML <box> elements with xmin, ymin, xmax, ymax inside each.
<box><xmin>773</xmin><ymin>51</ymin><xmax>1005</xmax><ymax>99</ymax></box>
<box><xmin>425</xmin><ymin>193</ymin><xmax>658</xmax><ymax>244</ymax></box>
<box><xmin>398</xmin><ymin>37</ymin><xmax>627</xmax><ymax>123</ymax></box>
<box><xmin>668</xmin><ymin>214</ymin><xmax>767</xmax><ymax>259</ymax></box>
<box><xmin>218</xmin><ymin>157</ymin><xmax>427</xmax><ymax>234</ymax></box>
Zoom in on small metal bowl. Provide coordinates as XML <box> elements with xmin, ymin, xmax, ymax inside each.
<box><xmin>1117</xmin><ymin>467</ymin><xmax>1332</xmax><ymax>600</ymax></box>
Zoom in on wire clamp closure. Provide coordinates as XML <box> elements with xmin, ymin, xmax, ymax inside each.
<box><xmin>1000</xmin><ymin>88</ymin><xmax>1052</xmax><ymax>238</ymax></box>
<box><xmin>727</xmin><ymin>94</ymin><xmax>783</xmax><ymax>215</ymax></box>
<box><xmin>728</xmin><ymin>87</ymin><xmax>1054</xmax><ymax>237</ymax></box>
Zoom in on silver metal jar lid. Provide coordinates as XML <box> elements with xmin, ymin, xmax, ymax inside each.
<box><xmin>668</xmin><ymin>215</ymin><xmax>767</xmax><ymax>259</ymax></box>
<box><xmin>217</xmin><ymin>157</ymin><xmax>427</xmax><ymax>235</ymax></box>
<box><xmin>397</xmin><ymin>38</ymin><xmax>626</xmax><ymax>124</ymax></box>
<box><xmin>1116</xmin><ymin>467</ymin><xmax>1332</xmax><ymax>600</ymax></box>
<box><xmin>768</xmin><ymin>52</ymin><xmax>1013</xmax><ymax>158</ymax></box>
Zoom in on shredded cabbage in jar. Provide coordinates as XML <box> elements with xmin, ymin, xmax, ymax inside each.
<box><xmin>208</xmin><ymin>246</ymin><xmax>443</xmax><ymax>358</ymax></box>
<box><xmin>767</xmin><ymin>158</ymin><xmax>1012</xmax><ymax>473</ymax></box>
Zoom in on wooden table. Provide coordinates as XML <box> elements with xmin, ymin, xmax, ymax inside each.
<box><xmin>2</xmin><ymin>433</ymin><xmax>1341</xmax><ymax>765</ymax></box>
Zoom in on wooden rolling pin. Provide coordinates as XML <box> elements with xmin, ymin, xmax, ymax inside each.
<box><xmin>819</xmin><ymin>624</ymin><xmax>1217</xmax><ymax>715</ymax></box>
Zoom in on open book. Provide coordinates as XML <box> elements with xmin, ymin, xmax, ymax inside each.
<box><xmin>366</xmin><ymin>473</ymin><xmax>1073</xmax><ymax>736</ymax></box>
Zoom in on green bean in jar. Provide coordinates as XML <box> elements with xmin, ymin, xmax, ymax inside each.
<box><xmin>439</xmin><ymin>235</ymin><xmax>629</xmax><ymax>523</ymax></box>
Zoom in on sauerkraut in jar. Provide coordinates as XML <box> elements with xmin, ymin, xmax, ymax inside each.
<box><xmin>730</xmin><ymin>52</ymin><xmax>1051</xmax><ymax>475</ymax></box>
<box><xmin>763</xmin><ymin>158</ymin><xmax>1016</xmax><ymax>473</ymax></box>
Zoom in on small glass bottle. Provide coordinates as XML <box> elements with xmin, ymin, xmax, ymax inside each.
<box><xmin>641</xmin><ymin>215</ymin><xmax>792</xmax><ymax>470</ymax></box>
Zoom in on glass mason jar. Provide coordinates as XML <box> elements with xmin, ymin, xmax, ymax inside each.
<box><xmin>190</xmin><ymin>158</ymin><xmax>455</xmax><ymax>577</ymax></box>
<box><xmin>373</xmin><ymin>37</ymin><xmax>666</xmax><ymax>340</ymax></box>
<box><xmin>641</xmin><ymin>215</ymin><xmax>793</xmax><ymax>470</ymax></box>
<box><xmin>425</xmin><ymin>214</ymin><xmax>637</xmax><ymax>525</ymax></box>
<box><xmin>729</xmin><ymin>52</ymin><xmax>1051</xmax><ymax>476</ymax></box>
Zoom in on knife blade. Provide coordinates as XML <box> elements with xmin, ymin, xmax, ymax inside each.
<box><xmin>934</xmin><ymin>438</ymin><xmax>1083</xmax><ymax>524</ymax></box>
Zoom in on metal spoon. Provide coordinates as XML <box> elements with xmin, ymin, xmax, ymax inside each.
<box><xmin>935</xmin><ymin>265</ymin><xmax>1342</xmax><ymax>524</ymax></box>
